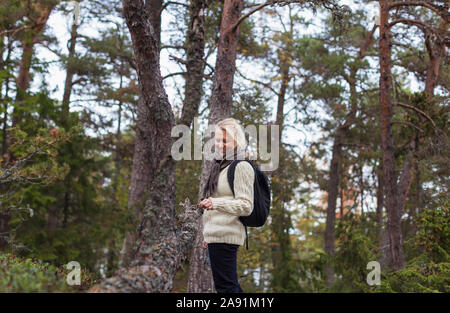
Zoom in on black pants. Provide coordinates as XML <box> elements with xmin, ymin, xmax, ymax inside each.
<box><xmin>207</xmin><ymin>243</ymin><xmax>243</xmax><ymax>293</ymax></box>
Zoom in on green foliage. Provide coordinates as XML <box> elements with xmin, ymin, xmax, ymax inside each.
<box><xmin>373</xmin><ymin>206</ymin><xmax>450</xmax><ymax>293</ymax></box>
<box><xmin>331</xmin><ymin>212</ymin><xmax>379</xmax><ymax>292</ymax></box>
<box><xmin>0</xmin><ymin>253</ymin><xmax>97</xmax><ymax>292</ymax></box>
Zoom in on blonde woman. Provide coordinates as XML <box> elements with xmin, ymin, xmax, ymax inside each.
<box><xmin>198</xmin><ymin>118</ymin><xmax>255</xmax><ymax>293</ymax></box>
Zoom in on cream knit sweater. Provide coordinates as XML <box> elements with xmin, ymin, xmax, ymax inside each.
<box><xmin>203</xmin><ymin>161</ymin><xmax>255</xmax><ymax>246</ymax></box>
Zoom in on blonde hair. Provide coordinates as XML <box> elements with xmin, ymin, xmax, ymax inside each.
<box><xmin>216</xmin><ymin>118</ymin><xmax>247</xmax><ymax>153</ymax></box>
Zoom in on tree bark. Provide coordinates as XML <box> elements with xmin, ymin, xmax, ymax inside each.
<box><xmin>379</xmin><ymin>0</ymin><xmax>405</xmax><ymax>271</ymax></box>
<box><xmin>90</xmin><ymin>198</ymin><xmax>201</xmax><ymax>292</ymax></box>
<box><xmin>119</xmin><ymin>0</ymin><xmax>164</xmax><ymax>267</ymax></box>
<box><xmin>145</xmin><ymin>0</ymin><xmax>162</xmax><ymax>52</ymax></box>
<box><xmin>0</xmin><ymin>36</ymin><xmax>13</xmax><ymax>249</ymax></box>
<box><xmin>90</xmin><ymin>0</ymin><xmax>200</xmax><ymax>292</ymax></box>
<box><xmin>187</xmin><ymin>0</ymin><xmax>244</xmax><ymax>293</ymax></box>
<box><xmin>12</xmin><ymin>1</ymin><xmax>56</xmax><ymax>126</ymax></box>
<box><xmin>376</xmin><ymin>163</ymin><xmax>384</xmax><ymax>237</ymax></box>
<box><xmin>324</xmin><ymin>127</ymin><xmax>344</xmax><ymax>287</ymax></box>
<box><xmin>424</xmin><ymin>20</ymin><xmax>447</xmax><ymax>96</ymax></box>
<box><xmin>179</xmin><ymin>0</ymin><xmax>208</xmax><ymax>128</ymax></box>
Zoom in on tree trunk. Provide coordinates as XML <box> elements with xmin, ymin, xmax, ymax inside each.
<box><xmin>145</xmin><ymin>0</ymin><xmax>162</xmax><ymax>51</ymax></box>
<box><xmin>175</xmin><ymin>6</ymin><xmax>208</xmax><ymax>288</ymax></box>
<box><xmin>324</xmin><ymin>25</ymin><xmax>376</xmax><ymax>286</ymax></box>
<box><xmin>376</xmin><ymin>163</ymin><xmax>384</xmax><ymax>237</ymax></box>
<box><xmin>324</xmin><ymin>127</ymin><xmax>345</xmax><ymax>287</ymax></box>
<box><xmin>46</xmin><ymin>18</ymin><xmax>80</xmax><ymax>232</ymax></box>
<box><xmin>270</xmin><ymin>54</ymin><xmax>295</xmax><ymax>291</ymax></box>
<box><xmin>187</xmin><ymin>0</ymin><xmax>244</xmax><ymax>293</ymax></box>
<box><xmin>12</xmin><ymin>2</ymin><xmax>55</xmax><ymax>126</ymax></box>
<box><xmin>424</xmin><ymin>20</ymin><xmax>446</xmax><ymax>96</ymax></box>
<box><xmin>119</xmin><ymin>0</ymin><xmax>164</xmax><ymax>267</ymax></box>
<box><xmin>0</xmin><ymin>36</ymin><xmax>13</xmax><ymax>249</ymax></box>
<box><xmin>90</xmin><ymin>0</ymin><xmax>200</xmax><ymax>292</ymax></box>
<box><xmin>379</xmin><ymin>0</ymin><xmax>405</xmax><ymax>271</ymax></box>
<box><xmin>179</xmin><ymin>0</ymin><xmax>207</xmax><ymax>128</ymax></box>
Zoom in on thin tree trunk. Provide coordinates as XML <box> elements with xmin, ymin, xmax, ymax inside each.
<box><xmin>0</xmin><ymin>36</ymin><xmax>13</xmax><ymax>249</ymax></box>
<box><xmin>114</xmin><ymin>74</ymin><xmax>124</xmax><ymax>193</ymax></box>
<box><xmin>187</xmin><ymin>0</ymin><xmax>244</xmax><ymax>293</ymax></box>
<box><xmin>324</xmin><ymin>25</ymin><xmax>376</xmax><ymax>286</ymax></box>
<box><xmin>324</xmin><ymin>127</ymin><xmax>345</xmax><ymax>287</ymax></box>
<box><xmin>179</xmin><ymin>0</ymin><xmax>207</xmax><ymax>128</ymax></box>
<box><xmin>0</xmin><ymin>34</ymin><xmax>13</xmax><ymax>155</ymax></box>
<box><xmin>270</xmin><ymin>53</ymin><xmax>293</xmax><ymax>291</ymax></box>
<box><xmin>61</xmin><ymin>21</ymin><xmax>79</xmax><ymax>127</ymax></box>
<box><xmin>376</xmin><ymin>163</ymin><xmax>384</xmax><ymax>237</ymax></box>
<box><xmin>54</xmin><ymin>19</ymin><xmax>79</xmax><ymax>231</ymax></box>
<box><xmin>176</xmin><ymin>5</ymin><xmax>208</xmax><ymax>289</ymax></box>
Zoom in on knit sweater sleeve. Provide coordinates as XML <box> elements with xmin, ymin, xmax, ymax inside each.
<box><xmin>209</xmin><ymin>161</ymin><xmax>254</xmax><ymax>217</ymax></box>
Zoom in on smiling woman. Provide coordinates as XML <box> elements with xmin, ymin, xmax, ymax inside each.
<box><xmin>198</xmin><ymin>117</ymin><xmax>255</xmax><ymax>293</ymax></box>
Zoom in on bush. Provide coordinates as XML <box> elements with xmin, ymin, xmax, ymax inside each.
<box><xmin>0</xmin><ymin>253</ymin><xmax>98</xmax><ymax>292</ymax></box>
<box><xmin>373</xmin><ymin>206</ymin><xmax>450</xmax><ymax>293</ymax></box>
<box><xmin>331</xmin><ymin>212</ymin><xmax>379</xmax><ymax>292</ymax></box>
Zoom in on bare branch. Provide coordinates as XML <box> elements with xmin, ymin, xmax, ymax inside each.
<box><xmin>388</xmin><ymin>18</ymin><xmax>440</xmax><ymax>35</ymax></box>
<box><xmin>389</xmin><ymin>1</ymin><xmax>450</xmax><ymax>22</ymax></box>
<box><xmin>231</xmin><ymin>1</ymin><xmax>275</xmax><ymax>31</ymax></box>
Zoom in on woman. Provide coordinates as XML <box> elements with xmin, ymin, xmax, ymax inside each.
<box><xmin>198</xmin><ymin>118</ymin><xmax>255</xmax><ymax>293</ymax></box>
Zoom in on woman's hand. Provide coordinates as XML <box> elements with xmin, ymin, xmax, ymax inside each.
<box><xmin>198</xmin><ymin>198</ymin><xmax>213</xmax><ymax>210</ymax></box>
<box><xmin>202</xmin><ymin>241</ymin><xmax>208</xmax><ymax>249</ymax></box>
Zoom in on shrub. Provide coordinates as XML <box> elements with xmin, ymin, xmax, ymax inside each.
<box><xmin>0</xmin><ymin>253</ymin><xmax>98</xmax><ymax>292</ymax></box>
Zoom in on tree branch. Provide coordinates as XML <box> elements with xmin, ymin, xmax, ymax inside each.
<box><xmin>231</xmin><ymin>1</ymin><xmax>275</xmax><ymax>31</ymax></box>
<box><xmin>394</xmin><ymin>102</ymin><xmax>437</xmax><ymax>129</ymax></box>
<box><xmin>388</xmin><ymin>18</ymin><xmax>438</xmax><ymax>34</ymax></box>
<box><xmin>389</xmin><ymin>1</ymin><xmax>450</xmax><ymax>22</ymax></box>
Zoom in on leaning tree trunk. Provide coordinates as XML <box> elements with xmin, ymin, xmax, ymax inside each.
<box><xmin>187</xmin><ymin>0</ymin><xmax>244</xmax><ymax>293</ymax></box>
<box><xmin>90</xmin><ymin>0</ymin><xmax>199</xmax><ymax>292</ymax></box>
<box><xmin>379</xmin><ymin>0</ymin><xmax>405</xmax><ymax>271</ymax></box>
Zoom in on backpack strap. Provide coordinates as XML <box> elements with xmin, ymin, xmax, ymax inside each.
<box><xmin>227</xmin><ymin>158</ymin><xmax>254</xmax><ymax>196</ymax></box>
<box><xmin>227</xmin><ymin>159</ymin><xmax>252</xmax><ymax>250</ymax></box>
<box><xmin>245</xmin><ymin>225</ymin><xmax>248</xmax><ymax>250</ymax></box>
<box><xmin>226</xmin><ymin>159</ymin><xmax>241</xmax><ymax>197</ymax></box>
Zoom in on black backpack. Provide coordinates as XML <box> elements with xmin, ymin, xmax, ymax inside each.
<box><xmin>227</xmin><ymin>159</ymin><xmax>271</xmax><ymax>250</ymax></box>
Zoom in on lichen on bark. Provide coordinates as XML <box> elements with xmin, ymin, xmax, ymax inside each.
<box><xmin>89</xmin><ymin>198</ymin><xmax>200</xmax><ymax>293</ymax></box>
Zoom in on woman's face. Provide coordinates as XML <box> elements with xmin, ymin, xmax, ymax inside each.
<box><xmin>215</xmin><ymin>128</ymin><xmax>236</xmax><ymax>157</ymax></box>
